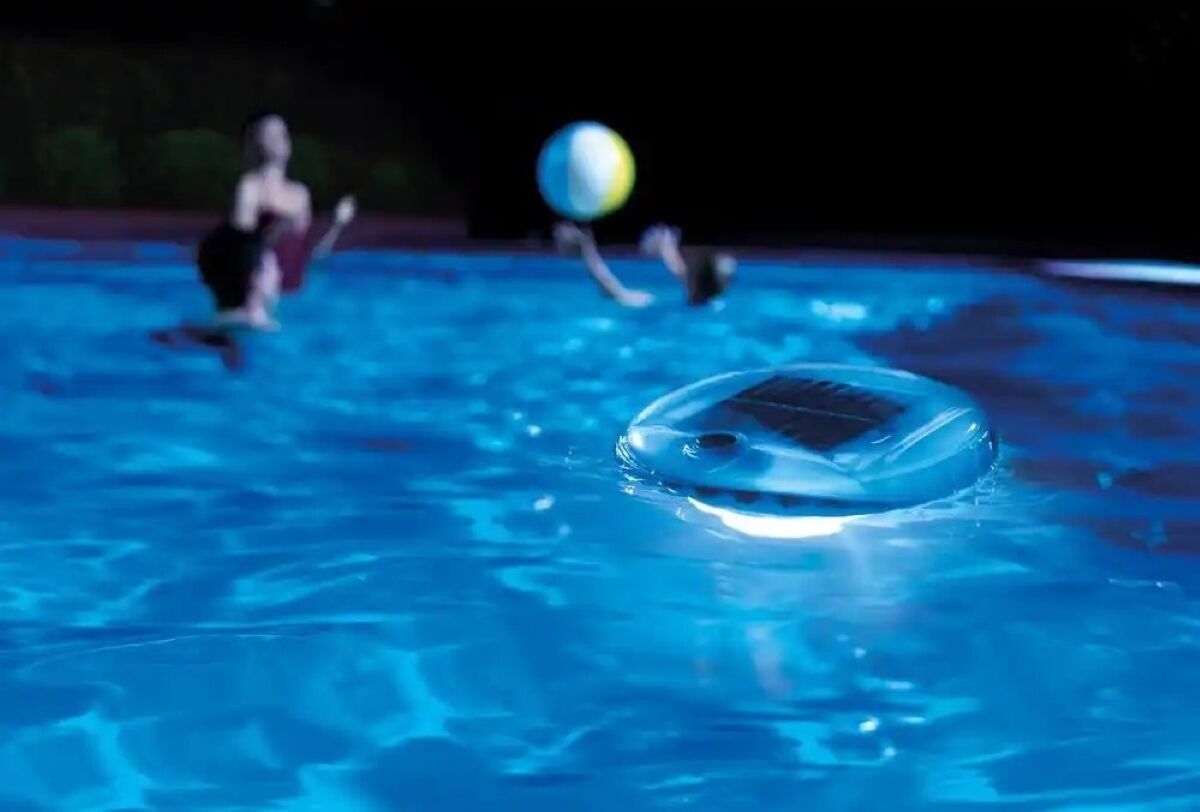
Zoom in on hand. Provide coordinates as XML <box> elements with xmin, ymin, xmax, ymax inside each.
<box><xmin>553</xmin><ymin>221</ymin><xmax>595</xmax><ymax>253</ymax></box>
<box><xmin>249</xmin><ymin>310</ymin><xmax>281</xmax><ymax>332</ymax></box>
<box><xmin>638</xmin><ymin>224</ymin><xmax>681</xmax><ymax>257</ymax></box>
<box><xmin>334</xmin><ymin>195</ymin><xmax>357</xmax><ymax>226</ymax></box>
<box><xmin>617</xmin><ymin>288</ymin><xmax>655</xmax><ymax>308</ymax></box>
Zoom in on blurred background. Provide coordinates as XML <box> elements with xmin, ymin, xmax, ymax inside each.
<box><xmin>1</xmin><ymin>1</ymin><xmax>1196</xmax><ymax>257</ymax></box>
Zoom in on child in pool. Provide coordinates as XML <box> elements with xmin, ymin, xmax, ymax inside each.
<box><xmin>554</xmin><ymin>222</ymin><xmax>736</xmax><ymax>308</ymax></box>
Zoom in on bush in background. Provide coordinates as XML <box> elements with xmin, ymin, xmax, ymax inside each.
<box><xmin>38</xmin><ymin>126</ymin><xmax>123</xmax><ymax>206</ymax></box>
<box><xmin>362</xmin><ymin>158</ymin><xmax>460</xmax><ymax>214</ymax></box>
<box><xmin>138</xmin><ymin>129</ymin><xmax>241</xmax><ymax>210</ymax></box>
<box><xmin>0</xmin><ymin>38</ymin><xmax>465</xmax><ymax>214</ymax></box>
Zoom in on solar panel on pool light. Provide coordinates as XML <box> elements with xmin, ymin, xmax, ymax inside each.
<box><xmin>716</xmin><ymin>375</ymin><xmax>908</xmax><ymax>451</ymax></box>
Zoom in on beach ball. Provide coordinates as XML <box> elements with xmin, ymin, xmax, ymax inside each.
<box><xmin>536</xmin><ymin>121</ymin><xmax>635</xmax><ymax>221</ymax></box>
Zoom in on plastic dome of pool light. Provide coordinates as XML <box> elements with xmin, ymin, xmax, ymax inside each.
<box><xmin>616</xmin><ymin>364</ymin><xmax>999</xmax><ymax>522</ymax></box>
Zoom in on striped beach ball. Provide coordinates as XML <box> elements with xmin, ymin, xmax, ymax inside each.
<box><xmin>536</xmin><ymin>121</ymin><xmax>636</xmax><ymax>221</ymax></box>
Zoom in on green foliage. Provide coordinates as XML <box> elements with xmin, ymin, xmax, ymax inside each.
<box><xmin>0</xmin><ymin>37</ymin><xmax>465</xmax><ymax>214</ymax></box>
<box><xmin>290</xmin><ymin>135</ymin><xmax>333</xmax><ymax>207</ymax></box>
<box><xmin>363</xmin><ymin>160</ymin><xmax>413</xmax><ymax>211</ymax></box>
<box><xmin>38</xmin><ymin>126</ymin><xmax>123</xmax><ymax>206</ymax></box>
<box><xmin>365</xmin><ymin>158</ymin><xmax>461</xmax><ymax>214</ymax></box>
<box><xmin>138</xmin><ymin>129</ymin><xmax>241</xmax><ymax>210</ymax></box>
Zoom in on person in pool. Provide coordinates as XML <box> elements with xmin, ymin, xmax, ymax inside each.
<box><xmin>153</xmin><ymin>112</ymin><xmax>356</xmax><ymax>368</ymax></box>
<box><xmin>197</xmin><ymin>110</ymin><xmax>357</xmax><ymax>330</ymax></box>
<box><xmin>553</xmin><ymin>221</ymin><xmax>736</xmax><ymax>308</ymax></box>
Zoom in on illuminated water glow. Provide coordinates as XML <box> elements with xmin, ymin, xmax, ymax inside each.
<box><xmin>688</xmin><ymin>497</ymin><xmax>864</xmax><ymax>539</ymax></box>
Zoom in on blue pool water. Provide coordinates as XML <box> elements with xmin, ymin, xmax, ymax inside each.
<box><xmin>1</xmin><ymin>238</ymin><xmax>1199</xmax><ymax>810</ymax></box>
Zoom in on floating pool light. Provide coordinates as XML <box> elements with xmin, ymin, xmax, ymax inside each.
<box><xmin>617</xmin><ymin>364</ymin><xmax>998</xmax><ymax>519</ymax></box>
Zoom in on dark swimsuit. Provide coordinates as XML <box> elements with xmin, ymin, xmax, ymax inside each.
<box><xmin>266</xmin><ymin>212</ymin><xmax>315</xmax><ymax>293</ymax></box>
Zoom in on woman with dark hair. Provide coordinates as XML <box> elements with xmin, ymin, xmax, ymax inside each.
<box><xmin>553</xmin><ymin>221</ymin><xmax>735</xmax><ymax>308</ymax></box>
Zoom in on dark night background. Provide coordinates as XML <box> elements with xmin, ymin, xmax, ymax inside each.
<box><xmin>2</xmin><ymin>2</ymin><xmax>1197</xmax><ymax>257</ymax></box>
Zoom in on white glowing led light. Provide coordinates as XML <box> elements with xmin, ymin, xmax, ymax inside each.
<box><xmin>626</xmin><ymin>428</ymin><xmax>647</xmax><ymax>451</ymax></box>
<box><xmin>687</xmin><ymin>498</ymin><xmax>862</xmax><ymax>539</ymax></box>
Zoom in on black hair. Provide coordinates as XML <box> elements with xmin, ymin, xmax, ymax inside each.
<box><xmin>685</xmin><ymin>251</ymin><xmax>735</xmax><ymax>307</ymax></box>
<box><xmin>197</xmin><ymin>223</ymin><xmax>267</xmax><ymax>311</ymax></box>
<box><xmin>240</xmin><ymin>109</ymin><xmax>286</xmax><ymax>144</ymax></box>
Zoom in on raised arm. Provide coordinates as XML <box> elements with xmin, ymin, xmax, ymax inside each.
<box><xmin>639</xmin><ymin>224</ymin><xmax>687</xmax><ymax>278</ymax></box>
<box><xmin>311</xmin><ymin>195</ymin><xmax>356</xmax><ymax>260</ymax></box>
<box><xmin>554</xmin><ymin>222</ymin><xmax>653</xmax><ymax>308</ymax></box>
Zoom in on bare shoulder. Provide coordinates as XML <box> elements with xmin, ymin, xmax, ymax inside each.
<box><xmin>287</xmin><ymin>180</ymin><xmax>311</xmax><ymax>204</ymax></box>
<box><xmin>287</xmin><ymin>181</ymin><xmax>312</xmax><ymax>220</ymax></box>
<box><xmin>234</xmin><ymin>173</ymin><xmax>261</xmax><ymax>202</ymax></box>
<box><xmin>237</xmin><ymin>170</ymin><xmax>262</xmax><ymax>190</ymax></box>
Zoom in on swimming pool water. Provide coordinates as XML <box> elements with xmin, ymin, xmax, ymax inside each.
<box><xmin>1</xmin><ymin>239</ymin><xmax>1199</xmax><ymax>810</ymax></box>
